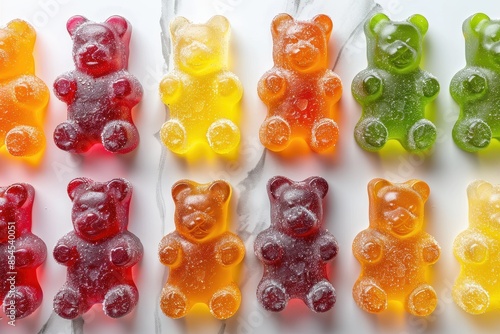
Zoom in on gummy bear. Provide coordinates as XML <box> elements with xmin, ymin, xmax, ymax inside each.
<box><xmin>258</xmin><ymin>14</ymin><xmax>342</xmax><ymax>153</ymax></box>
<box><xmin>53</xmin><ymin>178</ymin><xmax>143</xmax><ymax>319</ymax></box>
<box><xmin>53</xmin><ymin>16</ymin><xmax>143</xmax><ymax>154</ymax></box>
<box><xmin>0</xmin><ymin>183</ymin><xmax>46</xmax><ymax>319</ymax></box>
<box><xmin>352</xmin><ymin>178</ymin><xmax>440</xmax><ymax>316</ymax></box>
<box><xmin>255</xmin><ymin>176</ymin><xmax>338</xmax><ymax>312</ymax></box>
<box><xmin>0</xmin><ymin>20</ymin><xmax>49</xmax><ymax>157</ymax></box>
<box><xmin>159</xmin><ymin>179</ymin><xmax>244</xmax><ymax>319</ymax></box>
<box><xmin>159</xmin><ymin>16</ymin><xmax>242</xmax><ymax>155</ymax></box>
<box><xmin>453</xmin><ymin>180</ymin><xmax>500</xmax><ymax>314</ymax></box>
<box><xmin>451</xmin><ymin>13</ymin><xmax>500</xmax><ymax>152</ymax></box>
<box><xmin>352</xmin><ymin>14</ymin><xmax>439</xmax><ymax>152</ymax></box>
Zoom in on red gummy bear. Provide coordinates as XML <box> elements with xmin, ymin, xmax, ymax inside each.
<box><xmin>0</xmin><ymin>184</ymin><xmax>46</xmax><ymax>319</ymax></box>
<box><xmin>255</xmin><ymin>176</ymin><xmax>338</xmax><ymax>312</ymax></box>
<box><xmin>53</xmin><ymin>178</ymin><xmax>143</xmax><ymax>319</ymax></box>
<box><xmin>53</xmin><ymin>16</ymin><xmax>143</xmax><ymax>154</ymax></box>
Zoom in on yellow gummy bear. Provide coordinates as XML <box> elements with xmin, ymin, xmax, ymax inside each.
<box><xmin>159</xmin><ymin>16</ymin><xmax>242</xmax><ymax>155</ymax></box>
<box><xmin>453</xmin><ymin>180</ymin><xmax>500</xmax><ymax>314</ymax></box>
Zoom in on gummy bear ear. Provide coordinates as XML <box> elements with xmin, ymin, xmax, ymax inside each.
<box><xmin>368</xmin><ymin>178</ymin><xmax>392</xmax><ymax>197</ymax></box>
<box><xmin>207</xmin><ymin>15</ymin><xmax>230</xmax><ymax>34</ymax></box>
<box><xmin>7</xmin><ymin>19</ymin><xmax>36</xmax><ymax>48</ymax></box>
<box><xmin>313</xmin><ymin>14</ymin><xmax>333</xmax><ymax>35</ymax></box>
<box><xmin>408</xmin><ymin>14</ymin><xmax>428</xmax><ymax>35</ymax></box>
<box><xmin>171</xmin><ymin>180</ymin><xmax>192</xmax><ymax>202</ymax></box>
<box><xmin>67</xmin><ymin>15</ymin><xmax>88</xmax><ymax>37</ymax></box>
<box><xmin>106</xmin><ymin>16</ymin><xmax>130</xmax><ymax>38</ymax></box>
<box><xmin>409</xmin><ymin>180</ymin><xmax>430</xmax><ymax>202</ymax></box>
<box><xmin>467</xmin><ymin>180</ymin><xmax>493</xmax><ymax>200</ymax></box>
<box><xmin>268</xmin><ymin>176</ymin><xmax>293</xmax><ymax>200</ymax></box>
<box><xmin>208</xmin><ymin>180</ymin><xmax>231</xmax><ymax>203</ymax></box>
<box><xmin>368</xmin><ymin>13</ymin><xmax>389</xmax><ymax>34</ymax></box>
<box><xmin>308</xmin><ymin>177</ymin><xmax>329</xmax><ymax>199</ymax></box>
<box><xmin>272</xmin><ymin>13</ymin><xmax>294</xmax><ymax>36</ymax></box>
<box><xmin>170</xmin><ymin>16</ymin><xmax>190</xmax><ymax>36</ymax></box>
<box><xmin>5</xmin><ymin>184</ymin><xmax>29</xmax><ymax>207</ymax></box>
<box><xmin>107</xmin><ymin>178</ymin><xmax>132</xmax><ymax>202</ymax></box>
<box><xmin>468</xmin><ymin>13</ymin><xmax>490</xmax><ymax>34</ymax></box>
<box><xmin>67</xmin><ymin>177</ymin><xmax>91</xmax><ymax>201</ymax></box>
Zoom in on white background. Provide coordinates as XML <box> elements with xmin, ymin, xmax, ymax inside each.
<box><xmin>0</xmin><ymin>0</ymin><xmax>500</xmax><ymax>333</ymax></box>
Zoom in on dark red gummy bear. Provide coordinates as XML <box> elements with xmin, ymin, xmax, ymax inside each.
<box><xmin>0</xmin><ymin>183</ymin><xmax>46</xmax><ymax>319</ymax></box>
<box><xmin>53</xmin><ymin>178</ymin><xmax>143</xmax><ymax>319</ymax></box>
<box><xmin>254</xmin><ymin>176</ymin><xmax>338</xmax><ymax>313</ymax></box>
<box><xmin>53</xmin><ymin>15</ymin><xmax>143</xmax><ymax>154</ymax></box>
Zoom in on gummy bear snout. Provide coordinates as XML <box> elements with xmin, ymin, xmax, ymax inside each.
<box><xmin>181</xmin><ymin>41</ymin><xmax>212</xmax><ymax>69</ymax></box>
<box><xmin>284</xmin><ymin>206</ymin><xmax>318</xmax><ymax>236</ymax></box>
<box><xmin>182</xmin><ymin>212</ymin><xmax>215</xmax><ymax>239</ymax></box>
<box><xmin>286</xmin><ymin>39</ymin><xmax>319</xmax><ymax>70</ymax></box>
<box><xmin>387</xmin><ymin>42</ymin><xmax>416</xmax><ymax>69</ymax></box>
<box><xmin>384</xmin><ymin>207</ymin><xmax>417</xmax><ymax>236</ymax></box>
<box><xmin>78</xmin><ymin>44</ymin><xmax>109</xmax><ymax>67</ymax></box>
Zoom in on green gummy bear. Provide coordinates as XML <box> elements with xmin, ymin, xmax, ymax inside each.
<box><xmin>451</xmin><ymin>13</ymin><xmax>500</xmax><ymax>152</ymax></box>
<box><xmin>352</xmin><ymin>13</ymin><xmax>439</xmax><ymax>152</ymax></box>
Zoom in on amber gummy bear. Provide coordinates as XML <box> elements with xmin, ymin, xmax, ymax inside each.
<box><xmin>352</xmin><ymin>179</ymin><xmax>440</xmax><ymax>316</ymax></box>
<box><xmin>258</xmin><ymin>14</ymin><xmax>342</xmax><ymax>153</ymax></box>
<box><xmin>0</xmin><ymin>20</ymin><xmax>49</xmax><ymax>158</ymax></box>
<box><xmin>159</xmin><ymin>180</ymin><xmax>244</xmax><ymax>319</ymax></box>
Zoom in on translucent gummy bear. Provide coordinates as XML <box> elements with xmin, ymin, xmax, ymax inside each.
<box><xmin>255</xmin><ymin>176</ymin><xmax>338</xmax><ymax>312</ymax></box>
<box><xmin>353</xmin><ymin>179</ymin><xmax>440</xmax><ymax>316</ymax></box>
<box><xmin>0</xmin><ymin>20</ymin><xmax>49</xmax><ymax>157</ymax></box>
<box><xmin>258</xmin><ymin>14</ymin><xmax>342</xmax><ymax>153</ymax></box>
<box><xmin>451</xmin><ymin>13</ymin><xmax>500</xmax><ymax>152</ymax></box>
<box><xmin>0</xmin><ymin>183</ymin><xmax>46</xmax><ymax>319</ymax></box>
<box><xmin>159</xmin><ymin>180</ymin><xmax>244</xmax><ymax>319</ymax></box>
<box><xmin>53</xmin><ymin>16</ymin><xmax>143</xmax><ymax>154</ymax></box>
<box><xmin>453</xmin><ymin>180</ymin><xmax>500</xmax><ymax>314</ymax></box>
<box><xmin>352</xmin><ymin>14</ymin><xmax>439</xmax><ymax>152</ymax></box>
<box><xmin>53</xmin><ymin>178</ymin><xmax>143</xmax><ymax>319</ymax></box>
<box><xmin>159</xmin><ymin>16</ymin><xmax>242</xmax><ymax>155</ymax></box>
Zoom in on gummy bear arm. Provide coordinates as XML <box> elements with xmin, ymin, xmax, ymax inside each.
<box><xmin>110</xmin><ymin>233</ymin><xmax>143</xmax><ymax>267</ymax></box>
<box><xmin>321</xmin><ymin>71</ymin><xmax>343</xmax><ymax>103</ymax></box>
<box><xmin>53</xmin><ymin>73</ymin><xmax>77</xmax><ymax>103</ymax></box>
<box><xmin>421</xmin><ymin>75</ymin><xmax>440</xmax><ymax>100</ymax></box>
<box><xmin>159</xmin><ymin>73</ymin><xmax>182</xmax><ymax>105</ymax></box>
<box><xmin>450</xmin><ymin>67</ymin><xmax>488</xmax><ymax>103</ymax></box>
<box><xmin>158</xmin><ymin>233</ymin><xmax>183</xmax><ymax>267</ymax></box>
<box><xmin>215</xmin><ymin>232</ymin><xmax>245</xmax><ymax>266</ymax></box>
<box><xmin>453</xmin><ymin>230</ymin><xmax>489</xmax><ymax>264</ymax></box>
<box><xmin>257</xmin><ymin>70</ymin><xmax>287</xmax><ymax>103</ymax></box>
<box><xmin>421</xmin><ymin>235</ymin><xmax>440</xmax><ymax>264</ymax></box>
<box><xmin>112</xmin><ymin>75</ymin><xmax>143</xmax><ymax>105</ymax></box>
<box><xmin>13</xmin><ymin>75</ymin><xmax>50</xmax><ymax>109</ymax></box>
<box><xmin>217</xmin><ymin>72</ymin><xmax>243</xmax><ymax>103</ymax></box>
<box><xmin>53</xmin><ymin>233</ymin><xmax>79</xmax><ymax>265</ymax></box>
<box><xmin>352</xmin><ymin>230</ymin><xmax>384</xmax><ymax>263</ymax></box>
<box><xmin>254</xmin><ymin>230</ymin><xmax>284</xmax><ymax>264</ymax></box>
<box><xmin>13</xmin><ymin>234</ymin><xmax>47</xmax><ymax>268</ymax></box>
<box><xmin>317</xmin><ymin>232</ymin><xmax>339</xmax><ymax>262</ymax></box>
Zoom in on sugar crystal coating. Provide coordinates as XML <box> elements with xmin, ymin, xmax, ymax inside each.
<box><xmin>53</xmin><ymin>178</ymin><xmax>143</xmax><ymax>319</ymax></box>
<box><xmin>159</xmin><ymin>16</ymin><xmax>242</xmax><ymax>155</ymax></box>
<box><xmin>352</xmin><ymin>14</ymin><xmax>439</xmax><ymax>152</ymax></box>
<box><xmin>255</xmin><ymin>176</ymin><xmax>338</xmax><ymax>312</ymax></box>
<box><xmin>258</xmin><ymin>14</ymin><xmax>342</xmax><ymax>153</ymax></box>
<box><xmin>352</xmin><ymin>178</ymin><xmax>440</xmax><ymax>316</ymax></box>
<box><xmin>159</xmin><ymin>180</ymin><xmax>244</xmax><ymax>319</ymax></box>
<box><xmin>453</xmin><ymin>180</ymin><xmax>500</xmax><ymax>314</ymax></box>
<box><xmin>0</xmin><ymin>183</ymin><xmax>46</xmax><ymax>319</ymax></box>
<box><xmin>53</xmin><ymin>16</ymin><xmax>143</xmax><ymax>154</ymax></box>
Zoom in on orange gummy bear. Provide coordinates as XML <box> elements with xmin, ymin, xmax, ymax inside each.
<box><xmin>0</xmin><ymin>20</ymin><xmax>49</xmax><ymax>157</ymax></box>
<box><xmin>159</xmin><ymin>180</ymin><xmax>245</xmax><ymax>319</ymax></box>
<box><xmin>258</xmin><ymin>14</ymin><xmax>342</xmax><ymax>153</ymax></box>
<box><xmin>352</xmin><ymin>179</ymin><xmax>440</xmax><ymax>316</ymax></box>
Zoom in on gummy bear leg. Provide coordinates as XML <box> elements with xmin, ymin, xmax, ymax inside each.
<box><xmin>160</xmin><ymin>285</ymin><xmax>189</xmax><ymax>319</ymax></box>
<box><xmin>406</xmin><ymin>119</ymin><xmax>437</xmax><ymax>152</ymax></box>
<box><xmin>259</xmin><ymin>116</ymin><xmax>291</xmax><ymax>152</ymax></box>
<box><xmin>209</xmin><ymin>283</ymin><xmax>242</xmax><ymax>319</ymax></box>
<box><xmin>452</xmin><ymin>281</ymin><xmax>489</xmax><ymax>315</ymax></box>
<box><xmin>53</xmin><ymin>287</ymin><xmax>87</xmax><ymax>319</ymax></box>
<box><xmin>257</xmin><ymin>280</ymin><xmax>288</xmax><ymax>312</ymax></box>
<box><xmin>354</xmin><ymin>118</ymin><xmax>388</xmax><ymax>151</ymax></box>
<box><xmin>352</xmin><ymin>278</ymin><xmax>387</xmax><ymax>313</ymax></box>
<box><xmin>452</xmin><ymin>119</ymin><xmax>492</xmax><ymax>152</ymax></box>
<box><xmin>310</xmin><ymin>118</ymin><xmax>339</xmax><ymax>153</ymax></box>
<box><xmin>103</xmin><ymin>284</ymin><xmax>138</xmax><ymax>318</ymax></box>
<box><xmin>207</xmin><ymin>119</ymin><xmax>240</xmax><ymax>154</ymax></box>
<box><xmin>54</xmin><ymin>121</ymin><xmax>91</xmax><ymax>153</ymax></box>
<box><xmin>102</xmin><ymin>120</ymin><xmax>139</xmax><ymax>154</ymax></box>
<box><xmin>3</xmin><ymin>285</ymin><xmax>41</xmax><ymax>319</ymax></box>
<box><xmin>160</xmin><ymin>120</ymin><xmax>189</xmax><ymax>154</ymax></box>
<box><xmin>305</xmin><ymin>280</ymin><xmax>336</xmax><ymax>313</ymax></box>
<box><xmin>6</xmin><ymin>125</ymin><xmax>45</xmax><ymax>156</ymax></box>
<box><xmin>406</xmin><ymin>284</ymin><xmax>437</xmax><ymax>316</ymax></box>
